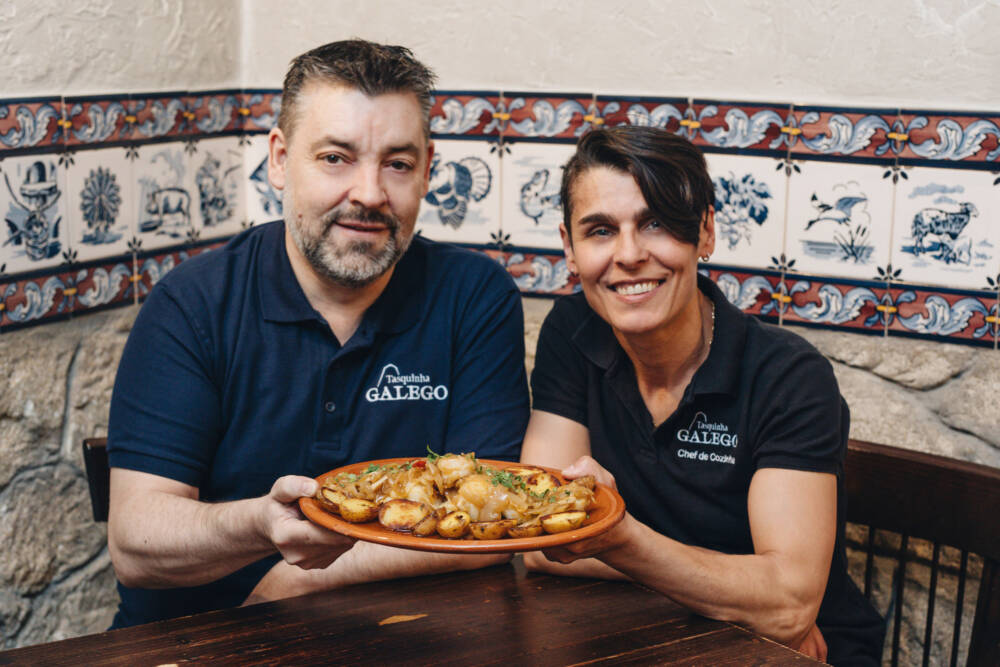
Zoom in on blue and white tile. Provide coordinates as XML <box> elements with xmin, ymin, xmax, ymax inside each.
<box><xmin>416</xmin><ymin>139</ymin><xmax>499</xmax><ymax>246</ymax></box>
<box><xmin>187</xmin><ymin>136</ymin><xmax>245</xmax><ymax>240</ymax></box>
<box><xmin>0</xmin><ymin>155</ymin><xmax>68</xmax><ymax>275</ymax></box>
<box><xmin>891</xmin><ymin>166</ymin><xmax>999</xmax><ymax>289</ymax></box>
<box><xmin>132</xmin><ymin>142</ymin><xmax>196</xmax><ymax>251</ymax></box>
<box><xmin>705</xmin><ymin>152</ymin><xmax>788</xmax><ymax>270</ymax></box>
<box><xmin>500</xmin><ymin>141</ymin><xmax>575</xmax><ymax>250</ymax></box>
<box><xmin>243</xmin><ymin>133</ymin><xmax>281</xmax><ymax>227</ymax></box>
<box><xmin>785</xmin><ymin>160</ymin><xmax>893</xmax><ymax>280</ymax></box>
<box><xmin>65</xmin><ymin>147</ymin><xmax>134</xmax><ymax>263</ymax></box>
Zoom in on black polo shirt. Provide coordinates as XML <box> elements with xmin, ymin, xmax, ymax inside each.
<box><xmin>108</xmin><ymin>221</ymin><xmax>529</xmax><ymax>627</ymax></box>
<box><xmin>531</xmin><ymin>274</ymin><xmax>883</xmax><ymax>666</ymax></box>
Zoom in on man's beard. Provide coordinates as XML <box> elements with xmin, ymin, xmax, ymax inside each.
<box><xmin>286</xmin><ymin>198</ymin><xmax>412</xmax><ymax>289</ymax></box>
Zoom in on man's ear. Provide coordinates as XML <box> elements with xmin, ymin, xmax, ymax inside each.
<box><xmin>421</xmin><ymin>140</ymin><xmax>435</xmax><ymax>196</ymax></box>
<box><xmin>267</xmin><ymin>127</ymin><xmax>288</xmax><ymax>191</ymax></box>
<box><xmin>559</xmin><ymin>223</ymin><xmax>578</xmax><ymax>275</ymax></box>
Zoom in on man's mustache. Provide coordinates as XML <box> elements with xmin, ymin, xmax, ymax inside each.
<box><xmin>322</xmin><ymin>205</ymin><xmax>400</xmax><ymax>232</ymax></box>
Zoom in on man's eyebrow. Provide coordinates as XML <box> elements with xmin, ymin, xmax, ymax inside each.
<box><xmin>385</xmin><ymin>142</ymin><xmax>421</xmax><ymax>156</ymax></box>
<box><xmin>311</xmin><ymin>136</ymin><xmax>356</xmax><ymax>152</ymax></box>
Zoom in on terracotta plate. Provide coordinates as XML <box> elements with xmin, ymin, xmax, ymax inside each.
<box><xmin>299</xmin><ymin>458</ymin><xmax>626</xmax><ymax>554</ymax></box>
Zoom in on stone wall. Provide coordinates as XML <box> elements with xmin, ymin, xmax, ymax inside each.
<box><xmin>2</xmin><ymin>298</ymin><xmax>997</xmax><ymax>657</ymax></box>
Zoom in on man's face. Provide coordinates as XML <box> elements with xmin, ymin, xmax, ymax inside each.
<box><xmin>268</xmin><ymin>82</ymin><xmax>433</xmax><ymax>288</ymax></box>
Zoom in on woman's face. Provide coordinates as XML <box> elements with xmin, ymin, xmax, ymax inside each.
<box><xmin>561</xmin><ymin>167</ymin><xmax>715</xmax><ymax>338</ymax></box>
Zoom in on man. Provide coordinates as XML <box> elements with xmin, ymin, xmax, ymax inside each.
<box><xmin>106</xmin><ymin>39</ymin><xmax>529</xmax><ymax>628</ymax></box>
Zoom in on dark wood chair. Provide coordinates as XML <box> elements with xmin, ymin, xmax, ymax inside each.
<box><xmin>82</xmin><ymin>437</ymin><xmax>110</xmax><ymax>522</ymax></box>
<box><xmin>846</xmin><ymin>439</ymin><xmax>1000</xmax><ymax>667</ymax></box>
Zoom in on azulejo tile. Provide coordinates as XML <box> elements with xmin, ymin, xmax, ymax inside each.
<box><xmin>185</xmin><ymin>90</ymin><xmax>242</xmax><ymax>136</ymax></box>
<box><xmin>605</xmin><ymin>96</ymin><xmax>688</xmax><ymax>133</ymax></box>
<box><xmin>500</xmin><ymin>141</ymin><xmax>574</xmax><ymax>251</ymax></box>
<box><xmin>243</xmin><ymin>133</ymin><xmax>281</xmax><ymax>227</ymax></box>
<box><xmin>65</xmin><ymin>146</ymin><xmax>134</xmax><ymax>263</ymax></box>
<box><xmin>884</xmin><ymin>285</ymin><xmax>996</xmax><ymax>346</ymax></box>
<box><xmin>0</xmin><ymin>154</ymin><xmax>68</xmax><ymax>275</ymax></box>
<box><xmin>784</xmin><ymin>160</ymin><xmax>894</xmax><ymax>281</ymax></box>
<box><xmin>0</xmin><ymin>97</ymin><xmax>63</xmax><ymax>154</ymax></box>
<box><xmin>429</xmin><ymin>91</ymin><xmax>502</xmax><ymax>138</ymax></box>
<box><xmin>134</xmin><ymin>240</ymin><xmax>224</xmax><ymax>302</ymax></box>
<box><xmin>416</xmin><ymin>138</ymin><xmax>500</xmax><ymax>246</ymax></box>
<box><xmin>705</xmin><ymin>152</ymin><xmax>788</xmax><ymax>271</ymax></box>
<box><xmin>890</xmin><ymin>165</ymin><xmax>999</xmax><ymax>290</ymax></box>
<box><xmin>129</xmin><ymin>92</ymin><xmax>186</xmax><ymax>141</ymax></box>
<box><xmin>240</xmin><ymin>90</ymin><xmax>281</xmax><ymax>133</ymax></box>
<box><xmin>188</xmin><ymin>136</ymin><xmax>246</xmax><ymax>240</ymax></box>
<box><xmin>132</xmin><ymin>141</ymin><xmax>197</xmax><ymax>252</ymax></box>
<box><xmin>787</xmin><ymin>106</ymin><xmax>897</xmax><ymax>160</ymax></box>
<box><xmin>704</xmin><ymin>268</ymin><xmax>783</xmax><ymax>321</ymax></box>
<box><xmin>780</xmin><ymin>275</ymin><xmax>886</xmax><ymax>333</ymax></box>
<box><xmin>686</xmin><ymin>101</ymin><xmax>790</xmax><ymax>154</ymax></box>
<box><xmin>896</xmin><ymin>110</ymin><xmax>1000</xmax><ymax>164</ymax></box>
<box><xmin>503</xmin><ymin>92</ymin><xmax>594</xmax><ymax>141</ymax></box>
<box><xmin>64</xmin><ymin>95</ymin><xmax>130</xmax><ymax>148</ymax></box>
<box><xmin>497</xmin><ymin>249</ymin><xmax>576</xmax><ymax>296</ymax></box>
<box><xmin>0</xmin><ymin>268</ymin><xmax>75</xmax><ymax>329</ymax></box>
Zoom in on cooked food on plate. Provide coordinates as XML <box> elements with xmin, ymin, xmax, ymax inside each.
<box><xmin>314</xmin><ymin>451</ymin><xmax>597</xmax><ymax>540</ymax></box>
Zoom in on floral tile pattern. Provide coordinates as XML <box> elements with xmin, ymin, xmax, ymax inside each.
<box><xmin>429</xmin><ymin>91</ymin><xmax>502</xmax><ymax>138</ymax></box>
<box><xmin>65</xmin><ymin>146</ymin><xmax>134</xmax><ymax>263</ymax></box>
<box><xmin>503</xmin><ymin>93</ymin><xmax>595</xmax><ymax>142</ymax></box>
<box><xmin>240</xmin><ymin>90</ymin><xmax>281</xmax><ymax>133</ymax></box>
<box><xmin>64</xmin><ymin>95</ymin><xmax>131</xmax><ymax>148</ymax></box>
<box><xmin>0</xmin><ymin>97</ymin><xmax>63</xmax><ymax>154</ymax></box>
<box><xmin>686</xmin><ymin>100</ymin><xmax>790</xmax><ymax>154</ymax></box>
<box><xmin>786</xmin><ymin>106</ymin><xmax>897</xmax><ymax>160</ymax></box>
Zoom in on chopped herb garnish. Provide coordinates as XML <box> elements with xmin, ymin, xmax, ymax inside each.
<box><xmin>362</xmin><ymin>463</ymin><xmax>381</xmax><ymax>474</ymax></box>
<box><xmin>425</xmin><ymin>445</ymin><xmax>441</xmax><ymax>462</ymax></box>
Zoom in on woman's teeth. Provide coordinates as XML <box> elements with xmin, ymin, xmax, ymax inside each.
<box><xmin>615</xmin><ymin>281</ymin><xmax>658</xmax><ymax>296</ymax></box>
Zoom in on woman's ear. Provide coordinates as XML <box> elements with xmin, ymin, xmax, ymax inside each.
<box><xmin>698</xmin><ymin>206</ymin><xmax>716</xmax><ymax>259</ymax></box>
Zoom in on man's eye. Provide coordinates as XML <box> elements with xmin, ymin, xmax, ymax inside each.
<box><xmin>389</xmin><ymin>160</ymin><xmax>413</xmax><ymax>171</ymax></box>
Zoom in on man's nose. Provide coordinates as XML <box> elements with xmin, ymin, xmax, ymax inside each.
<box><xmin>348</xmin><ymin>164</ymin><xmax>388</xmax><ymax>209</ymax></box>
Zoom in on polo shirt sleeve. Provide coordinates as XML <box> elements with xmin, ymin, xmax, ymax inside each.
<box><xmin>750</xmin><ymin>344</ymin><xmax>846</xmax><ymax>476</ymax></box>
<box><xmin>107</xmin><ymin>283</ymin><xmax>222</xmax><ymax>487</ymax></box>
<box><xmin>443</xmin><ymin>269</ymin><xmax>529</xmax><ymax>461</ymax></box>
<box><xmin>530</xmin><ymin>298</ymin><xmax>589</xmax><ymax>426</ymax></box>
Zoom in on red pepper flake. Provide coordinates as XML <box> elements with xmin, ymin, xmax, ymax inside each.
<box><xmin>412</xmin><ymin>460</ymin><xmax>426</xmax><ymax>468</ymax></box>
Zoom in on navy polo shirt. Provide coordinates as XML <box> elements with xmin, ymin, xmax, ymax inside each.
<box><xmin>108</xmin><ymin>221</ymin><xmax>529</xmax><ymax>627</ymax></box>
<box><xmin>531</xmin><ymin>274</ymin><xmax>884</xmax><ymax>665</ymax></box>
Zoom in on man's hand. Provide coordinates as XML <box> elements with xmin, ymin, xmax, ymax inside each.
<box><xmin>260</xmin><ymin>475</ymin><xmax>356</xmax><ymax>570</ymax></box>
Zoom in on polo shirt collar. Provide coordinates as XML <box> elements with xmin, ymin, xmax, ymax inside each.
<box><xmin>570</xmin><ymin>272</ymin><xmax>746</xmax><ymax>397</ymax></box>
<box><xmin>259</xmin><ymin>222</ymin><xmax>427</xmax><ymax>336</ymax></box>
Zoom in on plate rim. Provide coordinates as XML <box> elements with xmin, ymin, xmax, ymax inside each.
<box><xmin>299</xmin><ymin>457</ymin><xmax>626</xmax><ymax>554</ymax></box>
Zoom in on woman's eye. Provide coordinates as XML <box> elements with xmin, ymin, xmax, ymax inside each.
<box><xmin>323</xmin><ymin>154</ymin><xmax>343</xmax><ymax>165</ymax></box>
<box><xmin>587</xmin><ymin>226</ymin><xmax>612</xmax><ymax>237</ymax></box>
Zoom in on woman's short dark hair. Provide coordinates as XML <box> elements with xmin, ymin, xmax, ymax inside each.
<box><xmin>278</xmin><ymin>39</ymin><xmax>437</xmax><ymax>140</ymax></box>
<box><xmin>560</xmin><ymin>126</ymin><xmax>714</xmax><ymax>246</ymax></box>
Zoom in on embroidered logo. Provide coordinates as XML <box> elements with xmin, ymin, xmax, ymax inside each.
<box><xmin>675</xmin><ymin>412</ymin><xmax>738</xmax><ymax>465</ymax></box>
<box><xmin>364</xmin><ymin>363</ymin><xmax>449</xmax><ymax>402</ymax></box>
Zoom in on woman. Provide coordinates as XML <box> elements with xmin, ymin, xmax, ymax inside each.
<box><xmin>520</xmin><ymin>126</ymin><xmax>884</xmax><ymax>665</ymax></box>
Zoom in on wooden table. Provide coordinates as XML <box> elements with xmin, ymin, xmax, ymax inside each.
<box><xmin>0</xmin><ymin>558</ymin><xmax>817</xmax><ymax>666</ymax></box>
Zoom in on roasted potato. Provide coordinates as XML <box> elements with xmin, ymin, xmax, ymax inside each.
<box><xmin>316</xmin><ymin>486</ymin><xmax>350</xmax><ymax>514</ymax></box>
<box><xmin>436</xmin><ymin>510</ymin><xmax>472</xmax><ymax>538</ymax></box>
<box><xmin>378</xmin><ymin>499</ymin><xmax>434</xmax><ymax>532</ymax></box>
<box><xmin>525</xmin><ymin>471</ymin><xmax>561</xmax><ymax>496</ymax></box>
<box><xmin>540</xmin><ymin>510</ymin><xmax>587</xmax><ymax>534</ymax></box>
<box><xmin>411</xmin><ymin>512</ymin><xmax>438</xmax><ymax>537</ymax></box>
<box><xmin>570</xmin><ymin>475</ymin><xmax>596</xmax><ymax>491</ymax></box>
<box><xmin>507</xmin><ymin>520</ymin><xmax>544</xmax><ymax>539</ymax></box>
<box><xmin>469</xmin><ymin>519</ymin><xmax>516</xmax><ymax>540</ymax></box>
<box><xmin>338</xmin><ymin>498</ymin><xmax>379</xmax><ymax>523</ymax></box>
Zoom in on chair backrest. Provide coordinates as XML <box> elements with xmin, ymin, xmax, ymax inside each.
<box><xmin>845</xmin><ymin>438</ymin><xmax>1000</xmax><ymax>667</ymax></box>
<box><xmin>82</xmin><ymin>437</ymin><xmax>109</xmax><ymax>522</ymax></box>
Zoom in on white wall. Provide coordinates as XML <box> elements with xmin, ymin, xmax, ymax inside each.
<box><xmin>1</xmin><ymin>0</ymin><xmax>240</xmax><ymax>96</ymax></box>
<box><xmin>242</xmin><ymin>0</ymin><xmax>1000</xmax><ymax>109</ymax></box>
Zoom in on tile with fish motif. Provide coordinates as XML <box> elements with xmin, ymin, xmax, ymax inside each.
<box><xmin>65</xmin><ymin>147</ymin><xmax>134</xmax><ymax>262</ymax></box>
<box><xmin>132</xmin><ymin>141</ymin><xmax>196</xmax><ymax>252</ymax></box>
<box><xmin>415</xmin><ymin>139</ymin><xmax>499</xmax><ymax>246</ymax></box>
<box><xmin>704</xmin><ymin>152</ymin><xmax>788</xmax><ymax>270</ymax></box>
<box><xmin>890</xmin><ymin>166</ymin><xmax>999</xmax><ymax>290</ymax></box>
<box><xmin>500</xmin><ymin>141</ymin><xmax>575</xmax><ymax>251</ymax></box>
<box><xmin>785</xmin><ymin>160</ymin><xmax>894</xmax><ymax>280</ymax></box>
<box><xmin>187</xmin><ymin>136</ymin><xmax>246</xmax><ymax>240</ymax></box>
<box><xmin>0</xmin><ymin>154</ymin><xmax>68</xmax><ymax>276</ymax></box>
<box><xmin>243</xmin><ymin>133</ymin><xmax>281</xmax><ymax>227</ymax></box>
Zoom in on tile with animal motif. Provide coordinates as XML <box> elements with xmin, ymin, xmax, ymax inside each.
<box><xmin>65</xmin><ymin>147</ymin><xmax>134</xmax><ymax>263</ymax></box>
<box><xmin>0</xmin><ymin>155</ymin><xmax>68</xmax><ymax>275</ymax></box>
<box><xmin>500</xmin><ymin>141</ymin><xmax>574</xmax><ymax>251</ymax></box>
<box><xmin>705</xmin><ymin>152</ymin><xmax>788</xmax><ymax>271</ymax></box>
<box><xmin>416</xmin><ymin>139</ymin><xmax>500</xmax><ymax>246</ymax></box>
<box><xmin>132</xmin><ymin>141</ymin><xmax>197</xmax><ymax>252</ymax></box>
<box><xmin>785</xmin><ymin>160</ymin><xmax>894</xmax><ymax>281</ymax></box>
<box><xmin>188</xmin><ymin>136</ymin><xmax>246</xmax><ymax>240</ymax></box>
<box><xmin>243</xmin><ymin>133</ymin><xmax>282</xmax><ymax>227</ymax></box>
<box><xmin>890</xmin><ymin>166</ymin><xmax>999</xmax><ymax>290</ymax></box>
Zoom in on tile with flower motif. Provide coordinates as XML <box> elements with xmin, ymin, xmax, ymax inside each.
<box><xmin>240</xmin><ymin>90</ymin><xmax>281</xmax><ymax>133</ymax></box>
<box><xmin>780</xmin><ymin>275</ymin><xmax>886</xmax><ymax>333</ymax></box>
<box><xmin>0</xmin><ymin>154</ymin><xmax>68</xmax><ymax>275</ymax></box>
<box><xmin>787</xmin><ymin>106</ymin><xmax>897</xmax><ymax>160</ymax></box>
<box><xmin>0</xmin><ymin>268</ymin><xmax>75</xmax><ymax>329</ymax></box>
<box><xmin>429</xmin><ymin>91</ymin><xmax>502</xmax><ymax>138</ymax></box>
<box><xmin>500</xmin><ymin>141</ymin><xmax>575</xmax><ymax>251</ymax></box>
<box><xmin>188</xmin><ymin>136</ymin><xmax>246</xmax><ymax>240</ymax></box>
<box><xmin>416</xmin><ymin>139</ymin><xmax>500</xmax><ymax>246</ymax></box>
<box><xmin>895</xmin><ymin>110</ymin><xmax>1000</xmax><ymax>165</ymax></box>
<box><xmin>705</xmin><ymin>268</ymin><xmax>783</xmax><ymax>321</ymax></box>
<box><xmin>64</xmin><ymin>95</ymin><xmax>130</xmax><ymax>148</ymax></box>
<box><xmin>884</xmin><ymin>284</ymin><xmax>996</xmax><ymax>347</ymax></box>
<box><xmin>243</xmin><ymin>133</ymin><xmax>281</xmax><ymax>227</ymax></box>
<box><xmin>785</xmin><ymin>160</ymin><xmax>894</xmax><ymax>281</ymax></box>
<box><xmin>185</xmin><ymin>90</ymin><xmax>242</xmax><ymax>137</ymax></box>
<box><xmin>132</xmin><ymin>141</ymin><xmax>196</xmax><ymax>252</ymax></box>
<box><xmin>128</xmin><ymin>92</ymin><xmax>186</xmax><ymax>141</ymax></box>
<box><xmin>0</xmin><ymin>97</ymin><xmax>63</xmax><ymax>155</ymax></box>
<box><xmin>890</xmin><ymin>166</ymin><xmax>999</xmax><ymax>290</ymax></box>
<box><xmin>65</xmin><ymin>258</ymin><xmax>134</xmax><ymax>316</ymax></box>
<box><xmin>502</xmin><ymin>93</ymin><xmax>594</xmax><ymax>142</ymax></box>
<box><xmin>687</xmin><ymin>101</ymin><xmax>790</xmax><ymax>154</ymax></box>
<box><xmin>593</xmin><ymin>95</ymin><xmax>687</xmax><ymax>131</ymax></box>
<box><xmin>65</xmin><ymin>147</ymin><xmax>134</xmax><ymax>263</ymax></box>
<box><xmin>705</xmin><ymin>152</ymin><xmax>788</xmax><ymax>270</ymax></box>
<box><xmin>501</xmin><ymin>249</ymin><xmax>576</xmax><ymax>296</ymax></box>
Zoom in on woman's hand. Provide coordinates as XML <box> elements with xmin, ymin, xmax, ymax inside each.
<box><xmin>792</xmin><ymin>623</ymin><xmax>828</xmax><ymax>662</ymax></box>
<box><xmin>561</xmin><ymin>454</ymin><xmax>618</xmax><ymax>491</ymax></box>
